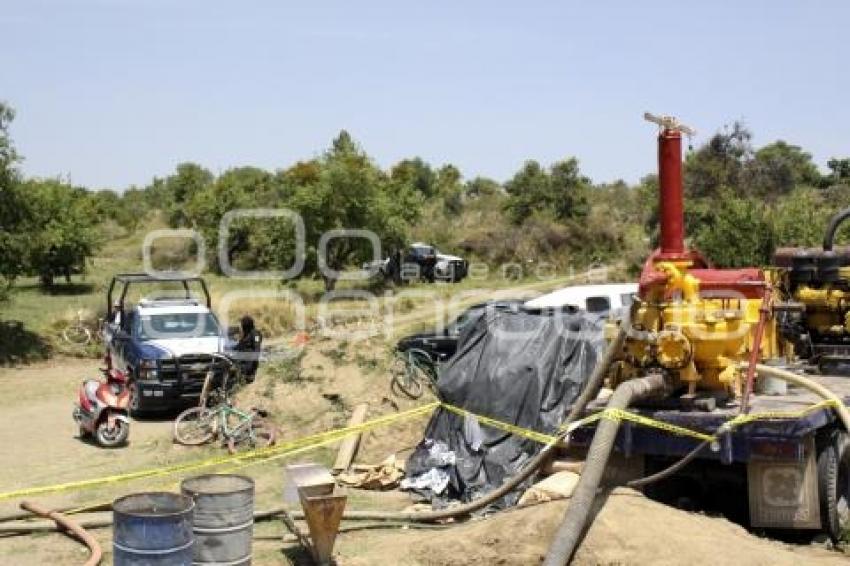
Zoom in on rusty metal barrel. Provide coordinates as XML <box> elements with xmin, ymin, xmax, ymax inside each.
<box><xmin>113</xmin><ymin>492</ymin><xmax>195</xmax><ymax>565</ymax></box>
<box><xmin>181</xmin><ymin>474</ymin><xmax>254</xmax><ymax>566</ymax></box>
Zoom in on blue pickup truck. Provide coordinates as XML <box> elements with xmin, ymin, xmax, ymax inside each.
<box><xmin>103</xmin><ymin>274</ymin><xmax>233</xmax><ymax>415</ymax></box>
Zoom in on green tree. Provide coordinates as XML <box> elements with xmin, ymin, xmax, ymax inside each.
<box><xmin>0</xmin><ymin>103</ymin><xmax>28</xmax><ymax>300</ymax></box>
<box><xmin>390</xmin><ymin>158</ymin><xmax>435</xmax><ymax>197</ymax></box>
<box><xmin>290</xmin><ymin>130</ymin><xmax>420</xmax><ymax>290</ymax></box>
<box><xmin>184</xmin><ymin>166</ymin><xmax>283</xmax><ymax>271</ymax></box>
<box><xmin>464</xmin><ymin>176</ymin><xmax>501</xmax><ymax>198</ymax></box>
<box><xmin>158</xmin><ymin>163</ymin><xmax>214</xmax><ymax>227</ymax></box>
<box><xmin>684</xmin><ymin>122</ymin><xmax>752</xmax><ymax>199</ymax></box>
<box><xmin>771</xmin><ymin>187</ymin><xmax>831</xmax><ymax>248</ymax></box>
<box><xmin>434</xmin><ymin>164</ymin><xmax>464</xmax><ymax>215</ymax></box>
<box><xmin>116</xmin><ymin>187</ymin><xmax>154</xmax><ymax>232</ymax></box>
<box><xmin>504</xmin><ymin>158</ymin><xmax>590</xmax><ymax>224</ymax></box>
<box><xmin>747</xmin><ymin>141</ymin><xmax>821</xmax><ymax>198</ymax></box>
<box><xmin>692</xmin><ymin>191</ymin><xmax>773</xmax><ymax>267</ymax></box>
<box><xmin>22</xmin><ymin>179</ymin><xmax>102</xmax><ymax>287</ymax></box>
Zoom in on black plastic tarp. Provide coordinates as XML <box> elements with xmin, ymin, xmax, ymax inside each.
<box><xmin>405</xmin><ymin>307</ymin><xmax>604</xmax><ymax>509</ymax></box>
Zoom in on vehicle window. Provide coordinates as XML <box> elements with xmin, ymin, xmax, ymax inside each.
<box><xmin>122</xmin><ymin>311</ymin><xmax>134</xmax><ymax>333</ymax></box>
<box><xmin>620</xmin><ymin>293</ymin><xmax>634</xmax><ymax>307</ymax></box>
<box><xmin>585</xmin><ymin>296</ymin><xmax>611</xmax><ymax>313</ymax></box>
<box><xmin>136</xmin><ymin>313</ymin><xmax>221</xmax><ymax>340</ymax></box>
<box><xmin>448</xmin><ymin>307</ymin><xmax>483</xmax><ymax>335</ymax></box>
<box><xmin>412</xmin><ymin>246</ymin><xmax>434</xmax><ymax>257</ymax></box>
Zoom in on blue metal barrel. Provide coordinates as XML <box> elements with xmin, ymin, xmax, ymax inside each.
<box><xmin>113</xmin><ymin>492</ymin><xmax>195</xmax><ymax>565</ymax></box>
<box><xmin>181</xmin><ymin>474</ymin><xmax>254</xmax><ymax>566</ymax></box>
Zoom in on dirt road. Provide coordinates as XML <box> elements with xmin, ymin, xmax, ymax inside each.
<box><xmin>0</xmin><ymin>359</ymin><xmax>175</xmax><ymax>496</ymax></box>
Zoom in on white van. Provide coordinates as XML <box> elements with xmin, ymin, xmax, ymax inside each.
<box><xmin>524</xmin><ymin>283</ymin><xmax>637</xmax><ymax>317</ymax></box>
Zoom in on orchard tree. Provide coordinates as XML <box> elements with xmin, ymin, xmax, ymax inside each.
<box><xmin>684</xmin><ymin>122</ymin><xmax>752</xmax><ymax>199</ymax></box>
<box><xmin>290</xmin><ymin>130</ymin><xmax>420</xmax><ymax>290</ymax></box>
<box><xmin>692</xmin><ymin>190</ymin><xmax>773</xmax><ymax>267</ymax></box>
<box><xmin>0</xmin><ymin>103</ymin><xmax>28</xmax><ymax>300</ymax></box>
<box><xmin>434</xmin><ymin>164</ymin><xmax>464</xmax><ymax>215</ymax></box>
<box><xmin>504</xmin><ymin>157</ymin><xmax>590</xmax><ymax>224</ymax></box>
<box><xmin>184</xmin><ymin>166</ymin><xmax>282</xmax><ymax>271</ymax></box>
<box><xmin>390</xmin><ymin>158</ymin><xmax>435</xmax><ymax>197</ymax></box>
<box><xmin>155</xmin><ymin>162</ymin><xmax>214</xmax><ymax>227</ymax></box>
<box><xmin>23</xmin><ymin>179</ymin><xmax>102</xmax><ymax>287</ymax></box>
<box><xmin>747</xmin><ymin>141</ymin><xmax>822</xmax><ymax>198</ymax></box>
<box><xmin>771</xmin><ymin>187</ymin><xmax>831</xmax><ymax>248</ymax></box>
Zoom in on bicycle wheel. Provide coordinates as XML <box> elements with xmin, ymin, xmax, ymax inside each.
<box><xmin>62</xmin><ymin>325</ymin><xmax>91</xmax><ymax>346</ymax></box>
<box><xmin>227</xmin><ymin>418</ymin><xmax>277</xmax><ymax>454</ymax></box>
<box><xmin>390</xmin><ymin>354</ymin><xmax>424</xmax><ymax>399</ymax></box>
<box><xmin>408</xmin><ymin>349</ymin><xmax>440</xmax><ymax>397</ymax></box>
<box><xmin>173</xmin><ymin>407</ymin><xmax>217</xmax><ymax>446</ymax></box>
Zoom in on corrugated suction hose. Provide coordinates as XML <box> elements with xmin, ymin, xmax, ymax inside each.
<box><xmin>543</xmin><ymin>372</ymin><xmax>667</xmax><ymax>566</ymax></box>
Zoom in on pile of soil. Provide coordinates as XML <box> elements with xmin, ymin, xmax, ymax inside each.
<box><xmin>338</xmin><ymin>488</ymin><xmax>846</xmax><ymax>566</ymax></box>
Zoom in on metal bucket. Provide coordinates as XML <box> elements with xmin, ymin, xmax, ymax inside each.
<box><xmin>113</xmin><ymin>492</ymin><xmax>194</xmax><ymax>566</ymax></box>
<box><xmin>181</xmin><ymin>474</ymin><xmax>254</xmax><ymax>566</ymax></box>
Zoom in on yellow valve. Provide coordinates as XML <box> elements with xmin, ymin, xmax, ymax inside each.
<box><xmin>656</xmin><ymin>261</ymin><xmax>700</xmax><ymax>303</ymax></box>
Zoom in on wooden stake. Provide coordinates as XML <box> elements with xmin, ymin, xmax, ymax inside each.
<box><xmin>332</xmin><ymin>403</ymin><xmax>369</xmax><ymax>474</ymax></box>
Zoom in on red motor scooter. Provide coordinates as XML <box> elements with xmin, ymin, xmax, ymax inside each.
<box><xmin>73</xmin><ymin>366</ymin><xmax>131</xmax><ymax>447</ymax></box>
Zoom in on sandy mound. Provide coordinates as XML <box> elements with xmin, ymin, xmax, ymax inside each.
<box><xmin>339</xmin><ymin>489</ymin><xmax>846</xmax><ymax>565</ymax></box>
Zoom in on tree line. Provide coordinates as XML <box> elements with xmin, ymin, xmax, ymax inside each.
<box><xmin>2</xmin><ymin>99</ymin><xmax>850</xmax><ymax>297</ymax></box>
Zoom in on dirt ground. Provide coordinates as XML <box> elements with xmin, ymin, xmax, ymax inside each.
<box><xmin>340</xmin><ymin>491</ymin><xmax>847</xmax><ymax>566</ymax></box>
<box><xmin>0</xmin><ymin>347</ymin><xmax>847</xmax><ymax>565</ymax></box>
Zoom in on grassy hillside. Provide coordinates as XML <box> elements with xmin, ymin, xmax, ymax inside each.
<box><xmin>0</xmin><ymin>208</ymin><xmax>624</xmax><ymax>365</ymax></box>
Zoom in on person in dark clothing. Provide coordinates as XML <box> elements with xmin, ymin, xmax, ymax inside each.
<box><xmin>234</xmin><ymin>315</ymin><xmax>262</xmax><ymax>382</ymax></box>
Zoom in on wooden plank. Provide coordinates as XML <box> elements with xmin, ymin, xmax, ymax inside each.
<box><xmin>332</xmin><ymin>403</ymin><xmax>369</xmax><ymax>474</ymax></box>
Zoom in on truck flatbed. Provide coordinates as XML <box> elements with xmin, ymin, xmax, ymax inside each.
<box><xmin>573</xmin><ymin>372</ymin><xmax>850</xmax><ymax>464</ymax></box>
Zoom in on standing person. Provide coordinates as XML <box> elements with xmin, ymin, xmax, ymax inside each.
<box><xmin>235</xmin><ymin>315</ymin><xmax>262</xmax><ymax>382</ymax></box>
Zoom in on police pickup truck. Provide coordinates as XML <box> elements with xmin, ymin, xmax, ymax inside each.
<box><xmin>102</xmin><ymin>274</ymin><xmax>233</xmax><ymax>415</ymax></box>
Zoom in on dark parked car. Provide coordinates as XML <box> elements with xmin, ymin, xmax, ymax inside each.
<box><xmin>396</xmin><ymin>300</ymin><xmax>524</xmax><ymax>361</ymax></box>
<box><xmin>364</xmin><ymin>243</ymin><xmax>469</xmax><ymax>284</ymax></box>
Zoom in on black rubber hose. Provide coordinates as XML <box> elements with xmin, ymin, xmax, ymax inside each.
<box><xmin>543</xmin><ymin>372</ymin><xmax>667</xmax><ymax>566</ymax></box>
<box><xmin>626</xmin><ymin>440</ymin><xmax>709</xmax><ymax>489</ymax></box>
<box><xmin>823</xmin><ymin>206</ymin><xmax>850</xmax><ymax>251</ymax></box>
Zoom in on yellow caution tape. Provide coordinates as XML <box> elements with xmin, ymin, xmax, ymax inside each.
<box><xmin>560</xmin><ymin>398</ymin><xmax>844</xmax><ymax>444</ymax></box>
<box><xmin>440</xmin><ymin>403</ymin><xmax>560</xmax><ymax>445</ymax></box>
<box><xmin>599</xmin><ymin>408</ymin><xmax>715</xmax><ymax>442</ymax></box>
<box><xmin>720</xmin><ymin>399</ymin><xmax>840</xmax><ymax>431</ymax></box>
<box><xmin>2</xmin><ymin>395</ymin><xmax>847</xmax><ymax>504</ymax></box>
<box><xmin>0</xmin><ymin>402</ymin><xmax>439</xmax><ymax>502</ymax></box>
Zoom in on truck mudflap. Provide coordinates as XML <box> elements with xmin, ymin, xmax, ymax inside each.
<box><xmin>747</xmin><ymin>435</ymin><xmax>820</xmax><ymax>529</ymax></box>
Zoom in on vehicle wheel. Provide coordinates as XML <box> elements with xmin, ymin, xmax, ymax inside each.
<box><xmin>128</xmin><ymin>379</ymin><xmax>144</xmax><ymax>417</ymax></box>
<box><xmin>62</xmin><ymin>326</ymin><xmax>92</xmax><ymax>346</ymax></box>
<box><xmin>390</xmin><ymin>358</ymin><xmax>423</xmax><ymax>399</ymax></box>
<box><xmin>78</xmin><ymin>424</ymin><xmax>88</xmax><ymax>438</ymax></box>
<box><xmin>95</xmin><ymin>419</ymin><xmax>129</xmax><ymax>447</ymax></box>
<box><xmin>817</xmin><ymin>429</ymin><xmax>850</xmax><ymax>541</ymax></box>
<box><xmin>173</xmin><ymin>407</ymin><xmax>216</xmax><ymax>446</ymax></box>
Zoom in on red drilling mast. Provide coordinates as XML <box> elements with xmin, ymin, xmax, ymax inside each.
<box><xmin>638</xmin><ymin>113</ymin><xmax>766</xmax><ymax>300</ymax></box>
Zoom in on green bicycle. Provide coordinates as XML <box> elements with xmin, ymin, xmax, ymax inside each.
<box><xmin>390</xmin><ymin>347</ymin><xmax>441</xmax><ymax>399</ymax></box>
<box><xmin>173</xmin><ymin>354</ymin><xmax>276</xmax><ymax>454</ymax></box>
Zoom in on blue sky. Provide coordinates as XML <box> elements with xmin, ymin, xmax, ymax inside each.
<box><xmin>2</xmin><ymin>1</ymin><xmax>848</xmax><ymax>190</ymax></box>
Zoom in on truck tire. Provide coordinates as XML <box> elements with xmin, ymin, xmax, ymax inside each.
<box><xmin>128</xmin><ymin>378</ymin><xmax>146</xmax><ymax>417</ymax></box>
<box><xmin>817</xmin><ymin>429</ymin><xmax>850</xmax><ymax>541</ymax></box>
